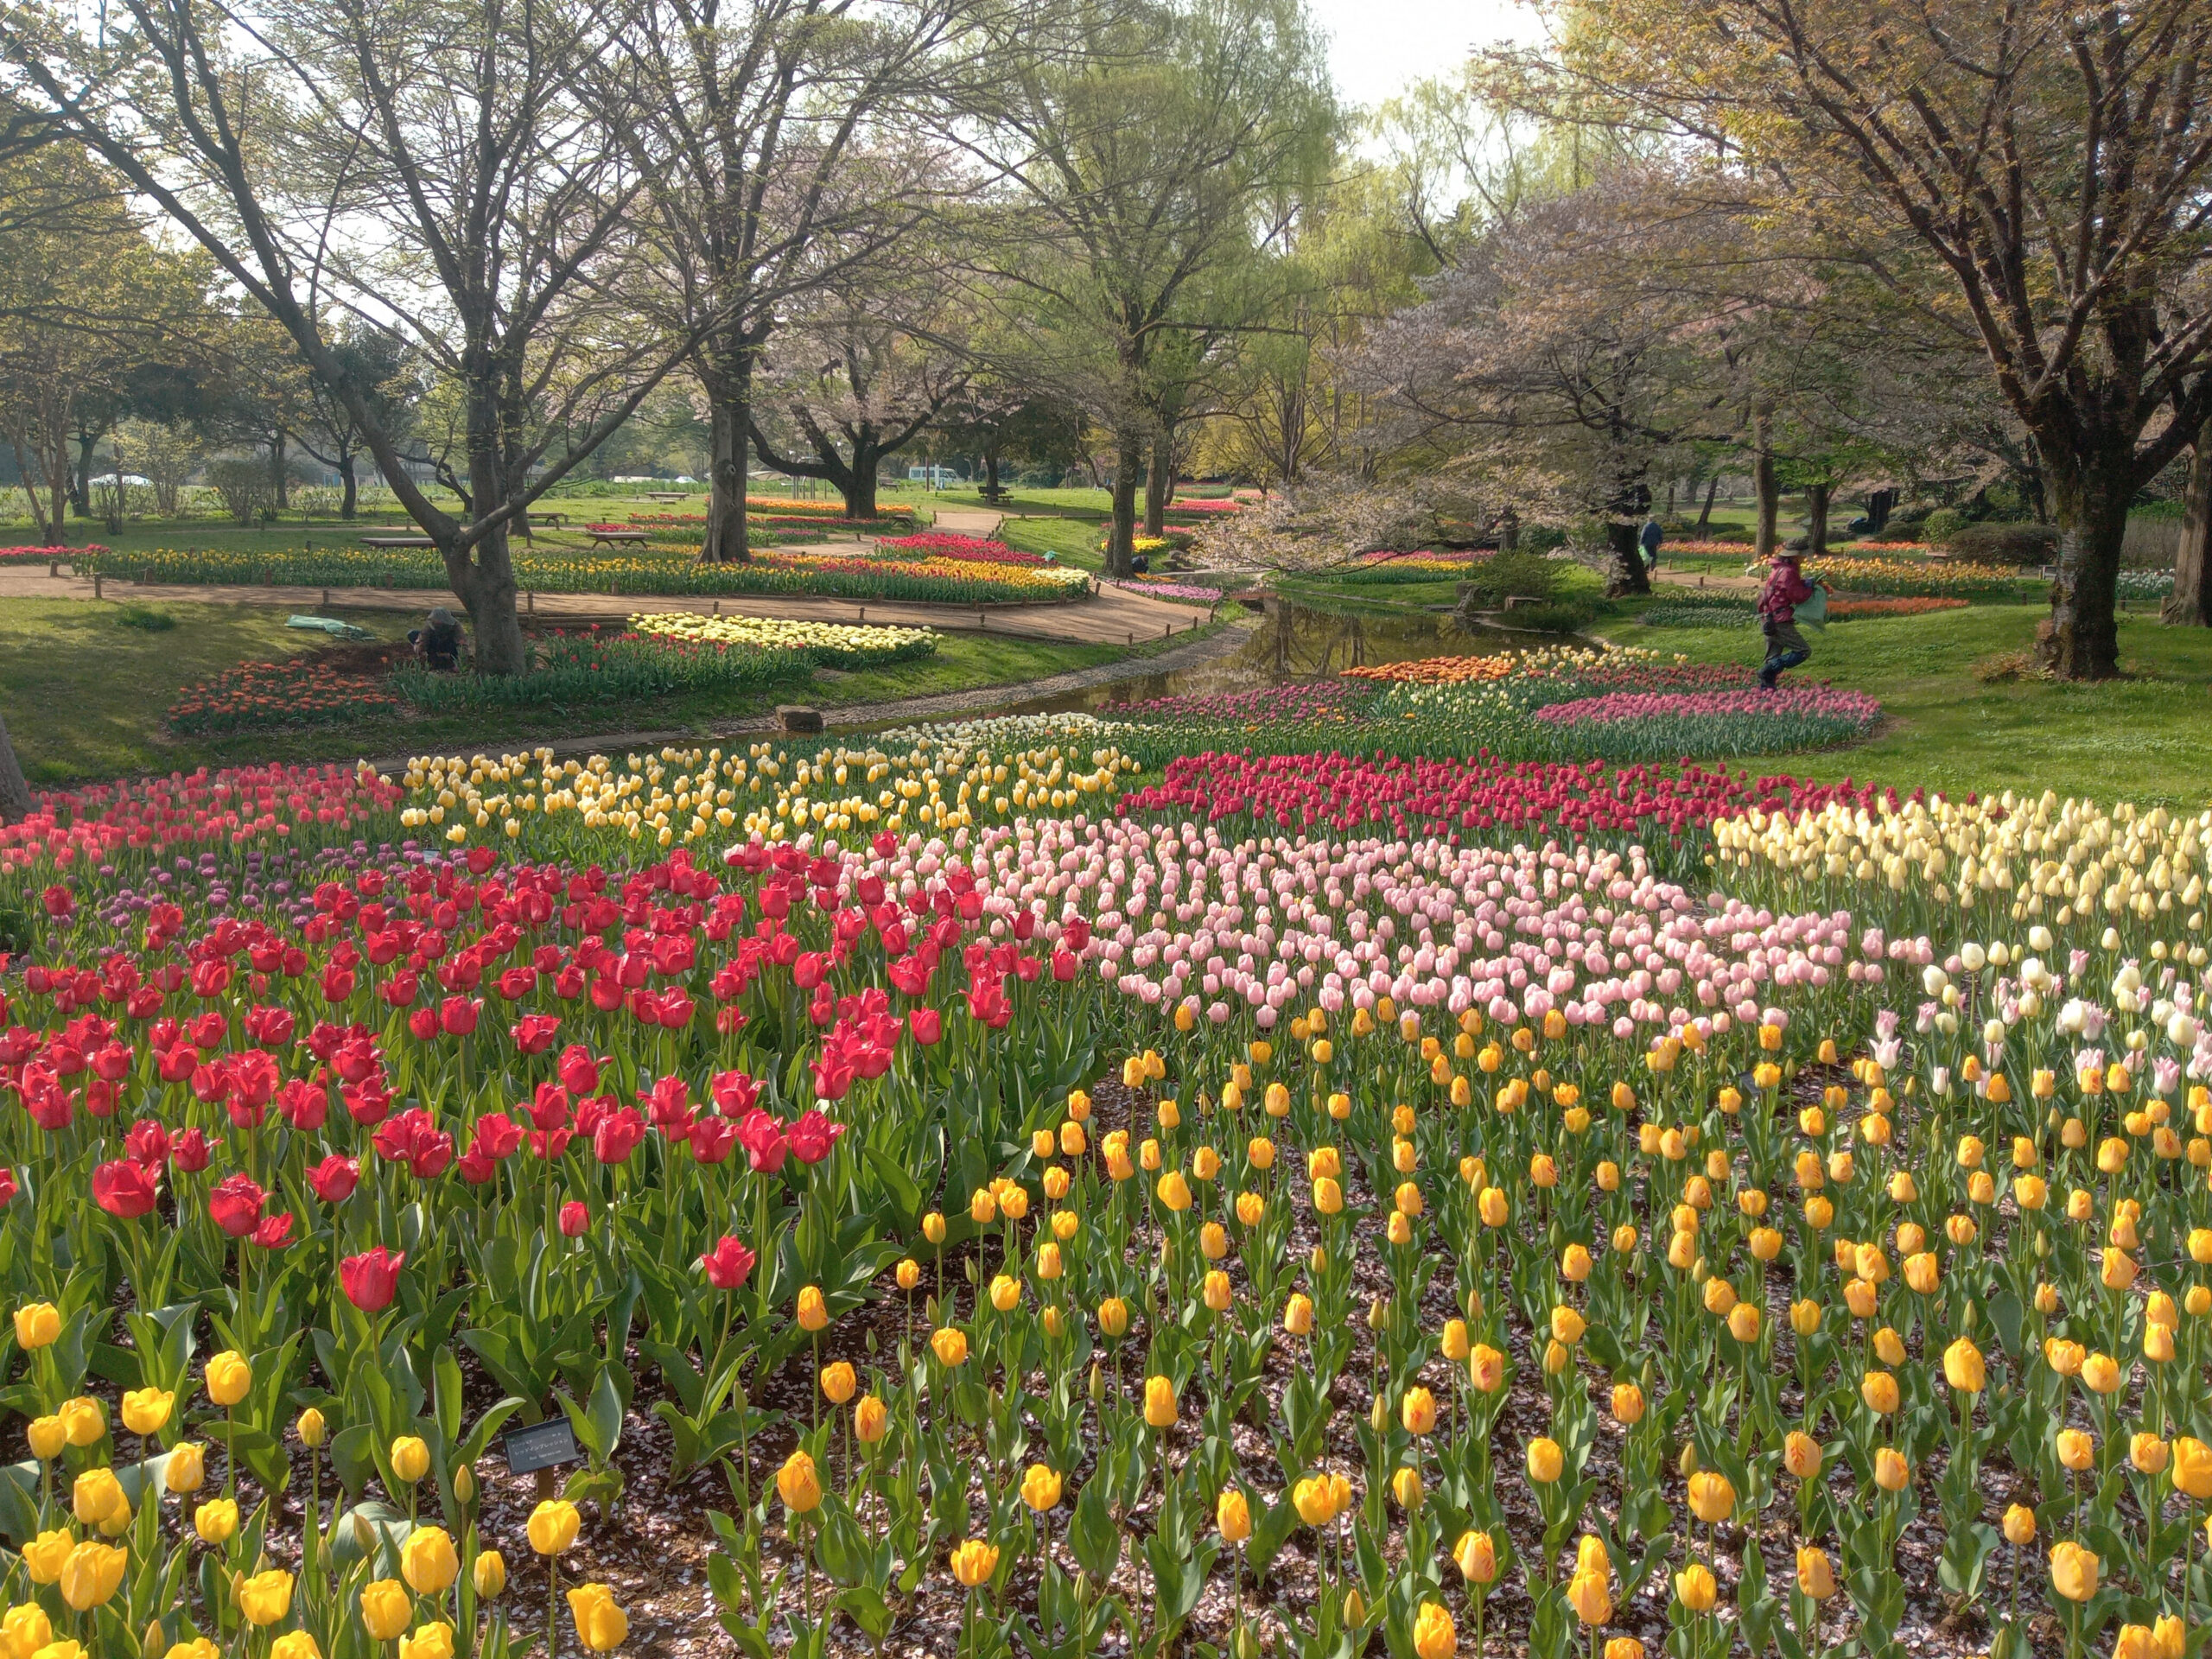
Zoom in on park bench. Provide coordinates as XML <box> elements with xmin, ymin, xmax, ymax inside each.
<box><xmin>527</xmin><ymin>512</ymin><xmax>569</xmax><ymax>527</ymax></box>
<box><xmin>586</xmin><ymin>528</ymin><xmax>651</xmax><ymax>549</ymax></box>
<box><xmin>360</xmin><ymin>535</ymin><xmax>435</xmax><ymax>549</ymax></box>
<box><xmin>644</xmin><ymin>492</ymin><xmax>688</xmax><ymax>504</ymax></box>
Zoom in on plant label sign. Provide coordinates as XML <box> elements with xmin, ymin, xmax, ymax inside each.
<box><xmin>503</xmin><ymin>1419</ymin><xmax>582</xmax><ymax>1476</ymax></box>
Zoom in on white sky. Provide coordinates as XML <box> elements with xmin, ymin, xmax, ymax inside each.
<box><xmin>1310</xmin><ymin>0</ymin><xmax>1548</xmax><ymax>114</ymax></box>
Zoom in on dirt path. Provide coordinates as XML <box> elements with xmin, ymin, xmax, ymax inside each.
<box><xmin>359</xmin><ymin>615</ymin><xmax>1258</xmax><ymax>770</ymax></box>
<box><xmin>0</xmin><ymin>559</ymin><xmax>1212</xmax><ymax>646</ymax></box>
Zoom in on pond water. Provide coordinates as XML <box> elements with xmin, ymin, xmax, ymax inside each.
<box><xmin>1002</xmin><ymin>599</ymin><xmax>1523</xmax><ymax>714</ymax></box>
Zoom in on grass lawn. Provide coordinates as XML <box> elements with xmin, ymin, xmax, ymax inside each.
<box><xmin>997</xmin><ymin>517</ymin><xmax>1108</xmax><ymax>571</ymax></box>
<box><xmin>1610</xmin><ymin>603</ymin><xmax>2212</xmax><ymax>804</ymax></box>
<box><xmin>0</xmin><ymin>595</ymin><xmax>1182</xmax><ymax>785</ymax></box>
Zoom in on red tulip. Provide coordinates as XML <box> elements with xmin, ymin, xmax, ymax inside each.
<box><xmin>559</xmin><ymin>1200</ymin><xmax>589</xmax><ymax>1237</ymax></box>
<box><xmin>406</xmin><ymin>1007</ymin><xmax>438</xmax><ymax>1042</ymax></box>
<box><xmin>306</xmin><ymin>1154</ymin><xmax>361</xmax><ymax>1203</ymax></box>
<box><xmin>251</xmin><ymin>1212</ymin><xmax>296</xmax><ymax>1251</ymax></box>
<box><xmin>171</xmin><ymin>1128</ymin><xmax>217</xmax><ymax>1173</ymax></box>
<box><xmin>0</xmin><ymin>1168</ymin><xmax>18</xmax><ymax>1208</ymax></box>
<box><xmin>907</xmin><ymin>1007</ymin><xmax>942</xmax><ymax>1046</ymax></box>
<box><xmin>511</xmin><ymin>1014</ymin><xmax>561</xmax><ymax>1055</ymax></box>
<box><xmin>687</xmin><ymin>1116</ymin><xmax>737</xmax><ymax>1165</ymax></box>
<box><xmin>339</xmin><ymin>1246</ymin><xmax>406</xmax><ymax>1312</ymax></box>
<box><xmin>709</xmin><ymin>1070</ymin><xmax>760</xmax><ymax>1119</ymax></box>
<box><xmin>557</xmin><ymin>1045</ymin><xmax>602</xmax><ymax>1096</ymax></box>
<box><xmin>735</xmin><ymin>1111</ymin><xmax>788</xmax><ymax>1174</ymax></box>
<box><xmin>41</xmin><ymin>884</ymin><xmax>73</xmax><ymax>919</ymax></box>
<box><xmin>94</xmin><ymin>1159</ymin><xmax>161</xmax><ymax>1218</ymax></box>
<box><xmin>208</xmin><ymin>1172</ymin><xmax>267</xmax><ymax>1237</ymax></box>
<box><xmin>439</xmin><ymin>995</ymin><xmax>481</xmax><ymax>1037</ymax></box>
<box><xmin>591</xmin><ymin>1109</ymin><xmax>646</xmax><ymax>1166</ymax></box>
<box><xmin>787</xmin><ymin>1109</ymin><xmax>844</xmax><ymax>1166</ymax></box>
<box><xmin>470</xmin><ymin>1112</ymin><xmax>523</xmax><ymax>1160</ymax></box>
<box><xmin>699</xmin><ymin>1236</ymin><xmax>757</xmax><ymax>1290</ymax></box>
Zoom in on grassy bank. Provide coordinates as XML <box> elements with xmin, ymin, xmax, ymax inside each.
<box><xmin>1611</xmin><ymin>604</ymin><xmax>2212</xmax><ymax>804</ymax></box>
<box><xmin>0</xmin><ymin>596</ymin><xmax>1170</xmax><ymax>785</ymax></box>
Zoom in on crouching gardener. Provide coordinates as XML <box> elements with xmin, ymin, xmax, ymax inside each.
<box><xmin>409</xmin><ymin>607</ymin><xmax>466</xmax><ymax>671</ymax></box>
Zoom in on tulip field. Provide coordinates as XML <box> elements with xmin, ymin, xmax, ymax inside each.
<box><xmin>3</xmin><ymin>642</ymin><xmax>2212</xmax><ymax>1659</ymax></box>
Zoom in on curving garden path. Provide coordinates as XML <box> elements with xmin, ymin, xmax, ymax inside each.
<box><xmin>0</xmin><ymin>552</ymin><xmax>1211</xmax><ymax>646</ymax></box>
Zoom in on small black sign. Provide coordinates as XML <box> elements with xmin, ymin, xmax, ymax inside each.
<box><xmin>502</xmin><ymin>1419</ymin><xmax>582</xmax><ymax>1476</ymax></box>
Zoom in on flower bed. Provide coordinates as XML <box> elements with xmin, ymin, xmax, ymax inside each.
<box><xmin>1532</xmin><ymin>685</ymin><xmax>1884</xmax><ymax>748</ymax></box>
<box><xmin>0</xmin><ymin>543</ymin><xmax>105</xmax><ymax>565</ymax></box>
<box><xmin>390</xmin><ymin>626</ymin><xmax>808</xmax><ymax>713</ymax></box>
<box><xmin>5</xmin><ymin>725</ymin><xmax>2209</xmax><ymax>1659</ymax></box>
<box><xmin>1827</xmin><ymin>596</ymin><xmax>1970</xmax><ymax>618</ymax></box>
<box><xmin>168</xmin><ymin>661</ymin><xmax>408</xmax><ymax>735</ymax></box>
<box><xmin>0</xmin><ymin>762</ymin><xmax>401</xmax><ymax>874</ymax></box>
<box><xmin>626</xmin><ymin>611</ymin><xmax>938</xmax><ymax>668</ymax></box>
<box><xmin>1800</xmin><ymin>555</ymin><xmax>2031</xmax><ymax>599</ymax></box>
<box><xmin>1342</xmin><ymin>653</ymin><xmax>1521</xmax><ymax>684</ymax></box>
<box><xmin>875</xmin><ymin>532</ymin><xmax>1049</xmax><ymax>566</ymax></box>
<box><xmin>91</xmin><ymin>540</ymin><xmax>1087</xmax><ymax>604</ymax></box>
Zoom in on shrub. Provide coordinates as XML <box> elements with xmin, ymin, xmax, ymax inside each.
<box><xmin>116</xmin><ymin>605</ymin><xmax>176</xmax><ymax>632</ymax></box>
<box><xmin>1455</xmin><ymin>551</ymin><xmax>1560</xmax><ymax>608</ymax></box>
<box><xmin>204</xmin><ymin>458</ymin><xmax>277</xmax><ymax>526</ymax></box>
<box><xmin>1922</xmin><ymin>506</ymin><xmax>1968</xmax><ymax>543</ymax></box>
<box><xmin>1946</xmin><ymin>522</ymin><xmax>2057</xmax><ymax>565</ymax></box>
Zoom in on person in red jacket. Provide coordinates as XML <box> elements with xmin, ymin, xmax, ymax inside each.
<box><xmin>1756</xmin><ymin>550</ymin><xmax>1815</xmax><ymax>689</ymax></box>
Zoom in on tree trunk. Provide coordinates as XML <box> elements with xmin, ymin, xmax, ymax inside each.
<box><xmin>1498</xmin><ymin>509</ymin><xmax>1519</xmax><ymax>554</ymax></box>
<box><xmin>1694</xmin><ymin>476</ymin><xmax>1719</xmax><ymax>536</ymax></box>
<box><xmin>447</xmin><ymin>519</ymin><xmax>530</xmax><ymax>676</ymax></box>
<box><xmin>1105</xmin><ymin>432</ymin><xmax>1143</xmax><ymax>578</ymax></box>
<box><xmin>2165</xmin><ymin>419</ymin><xmax>2212</xmax><ymax>627</ymax></box>
<box><xmin>339</xmin><ymin>453</ymin><xmax>359</xmax><ymax>521</ymax></box>
<box><xmin>2039</xmin><ymin>446</ymin><xmax>2134</xmax><ymax>679</ymax></box>
<box><xmin>1866</xmin><ymin>489</ymin><xmax>1895</xmax><ymax>535</ymax></box>
<box><xmin>1806</xmin><ymin>482</ymin><xmax>1832</xmax><ymax>559</ymax></box>
<box><xmin>842</xmin><ymin>447</ymin><xmax>878</xmax><ymax>520</ymax></box>
<box><xmin>1143</xmin><ymin>433</ymin><xmax>1171</xmax><ymax>537</ymax></box>
<box><xmin>270</xmin><ymin>432</ymin><xmax>290</xmax><ymax>512</ymax></box>
<box><xmin>71</xmin><ymin>424</ymin><xmax>95</xmax><ymax>518</ymax></box>
<box><xmin>1605</xmin><ymin>517</ymin><xmax>1651</xmax><ymax>597</ymax></box>
<box><xmin>0</xmin><ymin>711</ymin><xmax>32</xmax><ymax>825</ymax></box>
<box><xmin>982</xmin><ymin>448</ymin><xmax>1001</xmax><ymax>501</ymax></box>
<box><xmin>1752</xmin><ymin>415</ymin><xmax>1778</xmax><ymax>561</ymax></box>
<box><xmin>702</xmin><ymin>355</ymin><xmax>753</xmax><ymax>564</ymax></box>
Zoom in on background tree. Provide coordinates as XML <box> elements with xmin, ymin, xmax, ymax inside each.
<box><xmin>5</xmin><ymin>0</ymin><xmax>710</xmax><ymax>672</ymax></box>
<box><xmin>1573</xmin><ymin>0</ymin><xmax>2212</xmax><ymax>677</ymax></box>
<box><xmin>748</xmin><ymin>252</ymin><xmax>975</xmax><ymax>518</ymax></box>
<box><xmin>295</xmin><ymin>323</ymin><xmax>420</xmax><ymax>520</ymax></box>
<box><xmin>607</xmin><ymin>0</ymin><xmax>974</xmax><ymax>562</ymax></box>
<box><xmin>958</xmin><ymin>0</ymin><xmax>1336</xmax><ymax>576</ymax></box>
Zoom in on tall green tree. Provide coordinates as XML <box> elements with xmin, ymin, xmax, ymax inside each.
<box><xmin>959</xmin><ymin>0</ymin><xmax>1335</xmax><ymax>576</ymax></box>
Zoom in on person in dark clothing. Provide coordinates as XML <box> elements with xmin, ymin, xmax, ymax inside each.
<box><xmin>409</xmin><ymin>607</ymin><xmax>465</xmax><ymax>671</ymax></box>
<box><xmin>1756</xmin><ymin>551</ymin><xmax>1815</xmax><ymax>689</ymax></box>
<box><xmin>1639</xmin><ymin>515</ymin><xmax>1663</xmax><ymax>572</ymax></box>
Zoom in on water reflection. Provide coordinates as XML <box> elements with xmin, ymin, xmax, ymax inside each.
<box><xmin>1006</xmin><ymin>600</ymin><xmax>1519</xmax><ymax>715</ymax></box>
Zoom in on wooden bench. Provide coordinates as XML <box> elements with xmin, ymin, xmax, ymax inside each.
<box><xmin>360</xmin><ymin>535</ymin><xmax>435</xmax><ymax>549</ymax></box>
<box><xmin>527</xmin><ymin>512</ymin><xmax>569</xmax><ymax>527</ymax></box>
<box><xmin>586</xmin><ymin>528</ymin><xmax>651</xmax><ymax>549</ymax></box>
<box><xmin>644</xmin><ymin>492</ymin><xmax>688</xmax><ymax>504</ymax></box>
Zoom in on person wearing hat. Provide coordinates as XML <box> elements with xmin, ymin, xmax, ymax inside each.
<box><xmin>1755</xmin><ymin>550</ymin><xmax>1815</xmax><ymax>688</ymax></box>
<box><xmin>409</xmin><ymin>607</ymin><xmax>466</xmax><ymax>671</ymax></box>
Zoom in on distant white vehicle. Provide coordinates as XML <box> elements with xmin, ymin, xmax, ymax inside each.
<box><xmin>906</xmin><ymin>465</ymin><xmax>961</xmax><ymax>486</ymax></box>
<box><xmin>92</xmin><ymin>473</ymin><xmax>153</xmax><ymax>488</ymax></box>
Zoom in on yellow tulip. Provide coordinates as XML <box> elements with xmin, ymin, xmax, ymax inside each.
<box><xmin>402</xmin><ymin>1525</ymin><xmax>459</xmax><ymax>1595</ymax></box>
<box><xmin>1020</xmin><ymin>1465</ymin><xmax>1063</xmax><ymax>1512</ymax></box>
<box><xmin>949</xmin><ymin>1540</ymin><xmax>1000</xmax><ymax>1589</ymax></box>
<box><xmin>237</xmin><ymin>1569</ymin><xmax>295</xmax><ymax>1626</ymax></box>
<box><xmin>1413</xmin><ymin>1600</ymin><xmax>1457</xmax><ymax>1659</ymax></box>
<box><xmin>567</xmin><ymin>1584</ymin><xmax>629</xmax><ymax>1652</ymax></box>
<box><xmin>203</xmin><ymin>1351</ymin><xmax>252</xmax><ymax>1408</ymax></box>
<box><xmin>776</xmin><ymin>1450</ymin><xmax>823</xmax><ymax>1516</ymax></box>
